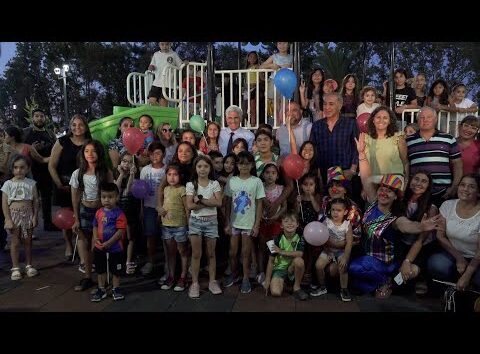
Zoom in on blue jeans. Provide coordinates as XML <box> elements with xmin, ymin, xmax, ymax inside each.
<box><xmin>427</xmin><ymin>250</ymin><xmax>480</xmax><ymax>290</ymax></box>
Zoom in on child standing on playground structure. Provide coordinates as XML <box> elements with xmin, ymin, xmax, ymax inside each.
<box><xmin>91</xmin><ymin>183</ymin><xmax>127</xmax><ymax>302</ymax></box>
<box><xmin>2</xmin><ymin>154</ymin><xmax>39</xmax><ymax>281</ymax></box>
<box><xmin>148</xmin><ymin>42</ymin><xmax>185</xmax><ymax>107</ymax></box>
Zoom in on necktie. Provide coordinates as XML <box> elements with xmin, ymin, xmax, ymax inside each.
<box><xmin>227</xmin><ymin>132</ymin><xmax>235</xmax><ymax>154</ymax></box>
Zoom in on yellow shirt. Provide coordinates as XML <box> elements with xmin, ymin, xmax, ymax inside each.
<box><xmin>365</xmin><ymin>132</ymin><xmax>404</xmax><ymax>177</ymax></box>
<box><xmin>162</xmin><ymin>186</ymin><xmax>187</xmax><ymax>227</ymax></box>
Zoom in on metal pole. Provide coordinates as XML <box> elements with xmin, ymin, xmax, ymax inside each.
<box><xmin>206</xmin><ymin>43</ymin><xmax>215</xmax><ymax>121</ymax></box>
<box><xmin>293</xmin><ymin>42</ymin><xmax>301</xmax><ymax>103</ymax></box>
<box><xmin>389</xmin><ymin>42</ymin><xmax>395</xmax><ymax>111</ymax></box>
<box><xmin>237</xmin><ymin>42</ymin><xmax>241</xmax><ymax>70</ymax></box>
<box><xmin>62</xmin><ymin>72</ymin><xmax>68</xmax><ymax>126</ymax></box>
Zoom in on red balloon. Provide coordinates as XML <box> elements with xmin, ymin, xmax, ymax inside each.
<box><xmin>356</xmin><ymin>113</ymin><xmax>370</xmax><ymax>133</ymax></box>
<box><xmin>122</xmin><ymin>127</ymin><xmax>145</xmax><ymax>155</ymax></box>
<box><xmin>283</xmin><ymin>154</ymin><xmax>304</xmax><ymax>180</ymax></box>
<box><xmin>52</xmin><ymin>208</ymin><xmax>75</xmax><ymax>230</ymax></box>
<box><xmin>303</xmin><ymin>221</ymin><xmax>329</xmax><ymax>246</ymax></box>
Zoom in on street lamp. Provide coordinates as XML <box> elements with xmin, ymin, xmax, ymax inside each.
<box><xmin>54</xmin><ymin>64</ymin><xmax>69</xmax><ymax>126</ymax></box>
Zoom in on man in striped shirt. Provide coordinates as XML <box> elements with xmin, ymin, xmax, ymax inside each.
<box><xmin>406</xmin><ymin>107</ymin><xmax>463</xmax><ymax>207</ymax></box>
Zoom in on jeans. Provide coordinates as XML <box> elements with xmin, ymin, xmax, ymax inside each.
<box><xmin>427</xmin><ymin>250</ymin><xmax>480</xmax><ymax>290</ymax></box>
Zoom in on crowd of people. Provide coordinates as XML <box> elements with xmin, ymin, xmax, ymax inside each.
<box><xmin>1</xmin><ymin>43</ymin><xmax>479</xmax><ymax>307</ymax></box>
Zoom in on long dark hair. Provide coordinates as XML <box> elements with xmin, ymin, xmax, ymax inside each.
<box><xmin>77</xmin><ymin>140</ymin><xmax>109</xmax><ymax>196</ymax></box>
<box><xmin>307</xmin><ymin>67</ymin><xmax>325</xmax><ymax>100</ymax></box>
<box><xmin>402</xmin><ymin>171</ymin><xmax>433</xmax><ymax>222</ymax></box>
<box><xmin>427</xmin><ymin>79</ymin><xmax>450</xmax><ymax>105</ymax></box>
<box><xmin>191</xmin><ymin>155</ymin><xmax>215</xmax><ymax>192</ymax></box>
<box><xmin>367</xmin><ymin>106</ymin><xmax>397</xmax><ymax>139</ymax></box>
<box><xmin>5</xmin><ymin>126</ymin><xmax>23</xmax><ymax>143</ymax></box>
<box><xmin>116</xmin><ymin>117</ymin><xmax>134</xmax><ymax>138</ymax></box>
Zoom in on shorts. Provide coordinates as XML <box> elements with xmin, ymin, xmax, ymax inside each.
<box><xmin>259</xmin><ymin>220</ymin><xmax>282</xmax><ymax>240</ymax></box>
<box><xmin>80</xmin><ymin>204</ymin><xmax>97</xmax><ymax>234</ymax></box>
<box><xmin>162</xmin><ymin>225</ymin><xmax>188</xmax><ymax>242</ymax></box>
<box><xmin>319</xmin><ymin>249</ymin><xmax>345</xmax><ymax>262</ymax></box>
<box><xmin>93</xmin><ymin>249</ymin><xmax>125</xmax><ymax>276</ymax></box>
<box><xmin>148</xmin><ymin>85</ymin><xmax>165</xmax><ymax>100</ymax></box>
<box><xmin>143</xmin><ymin>207</ymin><xmax>160</xmax><ymax>238</ymax></box>
<box><xmin>189</xmin><ymin>215</ymin><xmax>219</xmax><ymax>239</ymax></box>
<box><xmin>9</xmin><ymin>204</ymin><xmax>34</xmax><ymax>239</ymax></box>
<box><xmin>231</xmin><ymin>227</ymin><xmax>252</xmax><ymax>237</ymax></box>
<box><xmin>272</xmin><ymin>267</ymin><xmax>294</xmax><ymax>281</ymax></box>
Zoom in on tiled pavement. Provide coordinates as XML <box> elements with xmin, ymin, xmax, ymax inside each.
<box><xmin>0</xmin><ymin>225</ymin><xmax>443</xmax><ymax>312</ymax></box>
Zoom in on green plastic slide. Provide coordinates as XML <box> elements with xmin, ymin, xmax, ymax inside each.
<box><xmin>89</xmin><ymin>105</ymin><xmax>179</xmax><ymax>146</ymax></box>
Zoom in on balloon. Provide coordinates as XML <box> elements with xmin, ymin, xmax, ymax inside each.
<box><xmin>52</xmin><ymin>208</ymin><xmax>75</xmax><ymax>230</ymax></box>
<box><xmin>190</xmin><ymin>115</ymin><xmax>205</xmax><ymax>133</ymax></box>
<box><xmin>123</xmin><ymin>127</ymin><xmax>144</xmax><ymax>155</ymax></box>
<box><xmin>131</xmin><ymin>179</ymin><xmax>150</xmax><ymax>199</ymax></box>
<box><xmin>357</xmin><ymin>113</ymin><xmax>370</xmax><ymax>133</ymax></box>
<box><xmin>283</xmin><ymin>154</ymin><xmax>304</xmax><ymax>180</ymax></box>
<box><xmin>274</xmin><ymin>68</ymin><xmax>297</xmax><ymax>99</ymax></box>
<box><xmin>303</xmin><ymin>221</ymin><xmax>329</xmax><ymax>246</ymax></box>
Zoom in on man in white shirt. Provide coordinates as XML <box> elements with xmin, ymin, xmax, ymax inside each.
<box><xmin>218</xmin><ymin>105</ymin><xmax>255</xmax><ymax>156</ymax></box>
<box><xmin>276</xmin><ymin>101</ymin><xmax>312</xmax><ymax>156</ymax></box>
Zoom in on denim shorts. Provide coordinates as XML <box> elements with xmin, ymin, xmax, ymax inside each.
<box><xmin>80</xmin><ymin>204</ymin><xmax>97</xmax><ymax>234</ymax></box>
<box><xmin>231</xmin><ymin>227</ymin><xmax>252</xmax><ymax>237</ymax></box>
<box><xmin>162</xmin><ymin>225</ymin><xmax>188</xmax><ymax>243</ymax></box>
<box><xmin>320</xmin><ymin>249</ymin><xmax>345</xmax><ymax>262</ymax></box>
<box><xmin>143</xmin><ymin>207</ymin><xmax>160</xmax><ymax>238</ymax></box>
<box><xmin>188</xmin><ymin>215</ymin><xmax>219</xmax><ymax>239</ymax></box>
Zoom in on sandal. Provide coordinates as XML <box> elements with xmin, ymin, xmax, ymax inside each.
<box><xmin>126</xmin><ymin>262</ymin><xmax>136</xmax><ymax>275</ymax></box>
<box><xmin>11</xmin><ymin>267</ymin><xmax>22</xmax><ymax>281</ymax></box>
<box><xmin>375</xmin><ymin>281</ymin><xmax>392</xmax><ymax>299</ymax></box>
<box><xmin>25</xmin><ymin>265</ymin><xmax>38</xmax><ymax>278</ymax></box>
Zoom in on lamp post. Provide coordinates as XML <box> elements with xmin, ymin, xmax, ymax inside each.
<box><xmin>54</xmin><ymin>64</ymin><xmax>69</xmax><ymax>126</ymax></box>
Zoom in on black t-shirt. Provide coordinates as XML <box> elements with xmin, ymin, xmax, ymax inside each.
<box><xmin>394</xmin><ymin>86</ymin><xmax>416</xmax><ymax>108</ymax></box>
<box><xmin>23</xmin><ymin>127</ymin><xmax>55</xmax><ymax>157</ymax></box>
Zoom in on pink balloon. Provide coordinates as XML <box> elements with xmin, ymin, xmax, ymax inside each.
<box><xmin>356</xmin><ymin>113</ymin><xmax>370</xmax><ymax>133</ymax></box>
<box><xmin>123</xmin><ymin>127</ymin><xmax>144</xmax><ymax>155</ymax></box>
<box><xmin>283</xmin><ymin>154</ymin><xmax>304</xmax><ymax>180</ymax></box>
<box><xmin>303</xmin><ymin>221</ymin><xmax>329</xmax><ymax>246</ymax></box>
<box><xmin>52</xmin><ymin>208</ymin><xmax>75</xmax><ymax>230</ymax></box>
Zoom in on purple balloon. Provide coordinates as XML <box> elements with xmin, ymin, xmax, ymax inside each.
<box><xmin>131</xmin><ymin>179</ymin><xmax>150</xmax><ymax>199</ymax></box>
<box><xmin>303</xmin><ymin>221</ymin><xmax>329</xmax><ymax>246</ymax></box>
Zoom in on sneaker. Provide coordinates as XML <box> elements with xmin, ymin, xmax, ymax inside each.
<box><xmin>309</xmin><ymin>283</ymin><xmax>319</xmax><ymax>290</ymax></box>
<box><xmin>249</xmin><ymin>263</ymin><xmax>257</xmax><ymax>279</ymax></box>
<box><xmin>188</xmin><ymin>282</ymin><xmax>200</xmax><ymax>299</ymax></box>
<box><xmin>208</xmin><ymin>280</ymin><xmax>222</xmax><ymax>295</ymax></box>
<box><xmin>112</xmin><ymin>287</ymin><xmax>125</xmax><ymax>301</ymax></box>
<box><xmin>240</xmin><ymin>278</ymin><xmax>251</xmax><ymax>294</ymax></box>
<box><xmin>25</xmin><ymin>265</ymin><xmax>38</xmax><ymax>278</ymax></box>
<box><xmin>78</xmin><ymin>263</ymin><xmax>86</xmax><ymax>274</ymax></box>
<box><xmin>10</xmin><ymin>267</ymin><xmax>22</xmax><ymax>281</ymax></box>
<box><xmin>310</xmin><ymin>286</ymin><xmax>328</xmax><ymax>297</ymax></box>
<box><xmin>161</xmin><ymin>276</ymin><xmax>175</xmax><ymax>290</ymax></box>
<box><xmin>157</xmin><ymin>273</ymin><xmax>168</xmax><ymax>285</ymax></box>
<box><xmin>223</xmin><ymin>273</ymin><xmax>240</xmax><ymax>288</ymax></box>
<box><xmin>340</xmin><ymin>288</ymin><xmax>352</xmax><ymax>302</ymax></box>
<box><xmin>91</xmin><ymin>287</ymin><xmax>107</xmax><ymax>302</ymax></box>
<box><xmin>415</xmin><ymin>281</ymin><xmax>428</xmax><ymax>295</ymax></box>
<box><xmin>293</xmin><ymin>288</ymin><xmax>309</xmax><ymax>301</ymax></box>
<box><xmin>141</xmin><ymin>262</ymin><xmax>153</xmax><ymax>276</ymax></box>
<box><xmin>174</xmin><ymin>277</ymin><xmax>186</xmax><ymax>292</ymax></box>
<box><xmin>126</xmin><ymin>262</ymin><xmax>136</xmax><ymax>275</ymax></box>
<box><xmin>256</xmin><ymin>272</ymin><xmax>266</xmax><ymax>286</ymax></box>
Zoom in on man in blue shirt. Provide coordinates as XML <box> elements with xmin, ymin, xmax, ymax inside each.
<box><xmin>218</xmin><ymin>105</ymin><xmax>255</xmax><ymax>156</ymax></box>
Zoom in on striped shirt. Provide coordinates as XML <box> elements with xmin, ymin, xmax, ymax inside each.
<box><xmin>406</xmin><ymin>131</ymin><xmax>461</xmax><ymax>195</ymax></box>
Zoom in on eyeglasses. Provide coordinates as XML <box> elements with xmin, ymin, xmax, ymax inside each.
<box><xmin>162</xmin><ymin>128</ymin><xmax>173</xmax><ymax>133</ymax></box>
<box><xmin>462</xmin><ymin>123</ymin><xmax>479</xmax><ymax>132</ymax></box>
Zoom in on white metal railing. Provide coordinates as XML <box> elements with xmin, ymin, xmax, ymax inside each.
<box><xmin>126</xmin><ymin>71</ymin><xmax>154</xmax><ymax>106</ymax></box>
<box><xmin>401</xmin><ymin>108</ymin><xmax>479</xmax><ymax>136</ymax></box>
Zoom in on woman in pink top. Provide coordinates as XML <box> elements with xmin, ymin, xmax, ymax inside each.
<box><xmin>457</xmin><ymin>116</ymin><xmax>480</xmax><ymax>175</ymax></box>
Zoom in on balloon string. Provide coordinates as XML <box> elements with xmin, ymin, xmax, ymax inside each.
<box><xmin>202</xmin><ymin>132</ymin><xmax>209</xmax><ymax>152</ymax></box>
<box><xmin>296</xmin><ymin>179</ymin><xmax>304</xmax><ymax>223</ymax></box>
<box><xmin>287</xmin><ymin>99</ymin><xmax>291</xmax><ymax>145</ymax></box>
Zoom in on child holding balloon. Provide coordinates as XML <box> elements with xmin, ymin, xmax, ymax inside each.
<box><xmin>310</xmin><ymin>198</ymin><xmax>353</xmax><ymax>302</ymax></box>
<box><xmin>139</xmin><ymin>142</ymin><xmax>166</xmax><ymax>276</ymax></box>
<box><xmin>137</xmin><ymin>115</ymin><xmax>156</xmax><ymax>164</ymax></box>
<box><xmin>115</xmin><ymin>151</ymin><xmax>139</xmax><ymax>275</ymax></box>
<box><xmin>1</xmin><ymin>154</ymin><xmax>39</xmax><ymax>280</ymax></box>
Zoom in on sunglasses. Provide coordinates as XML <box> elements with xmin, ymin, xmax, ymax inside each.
<box><xmin>162</xmin><ymin>128</ymin><xmax>173</xmax><ymax>133</ymax></box>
